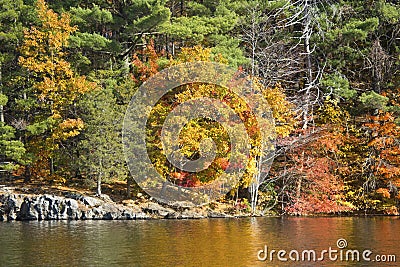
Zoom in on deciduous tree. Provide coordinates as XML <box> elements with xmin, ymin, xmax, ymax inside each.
<box><xmin>18</xmin><ymin>0</ymin><xmax>96</xmax><ymax>181</ymax></box>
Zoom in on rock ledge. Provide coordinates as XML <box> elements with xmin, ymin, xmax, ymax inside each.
<box><xmin>0</xmin><ymin>187</ymin><xmax>234</xmax><ymax>221</ymax></box>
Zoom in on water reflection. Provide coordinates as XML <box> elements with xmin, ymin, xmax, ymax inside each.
<box><xmin>0</xmin><ymin>217</ymin><xmax>398</xmax><ymax>266</ymax></box>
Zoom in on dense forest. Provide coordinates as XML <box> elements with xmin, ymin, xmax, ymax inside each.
<box><xmin>0</xmin><ymin>0</ymin><xmax>399</xmax><ymax>215</ymax></box>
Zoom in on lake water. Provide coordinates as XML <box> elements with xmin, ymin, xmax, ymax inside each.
<box><xmin>0</xmin><ymin>217</ymin><xmax>398</xmax><ymax>266</ymax></box>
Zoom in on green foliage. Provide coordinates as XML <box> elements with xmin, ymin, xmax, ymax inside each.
<box><xmin>0</xmin><ymin>122</ymin><xmax>26</xmax><ymax>170</ymax></box>
<box><xmin>130</xmin><ymin>2</ymin><xmax>170</xmax><ymax>31</ymax></box>
<box><xmin>321</xmin><ymin>73</ymin><xmax>355</xmax><ymax>100</ymax></box>
<box><xmin>26</xmin><ymin>119</ymin><xmax>51</xmax><ymax>135</ymax></box>
<box><xmin>162</xmin><ymin>0</ymin><xmax>245</xmax><ymax>67</ymax></box>
<box><xmin>359</xmin><ymin>91</ymin><xmax>389</xmax><ymax>110</ymax></box>
<box><xmin>341</xmin><ymin>18</ymin><xmax>379</xmax><ymax>42</ymax></box>
<box><xmin>0</xmin><ymin>93</ymin><xmax>7</xmax><ymax>106</ymax></box>
<box><xmin>0</xmin><ymin>0</ymin><xmax>24</xmax><ymax>51</ymax></box>
<box><xmin>69</xmin><ymin>5</ymin><xmax>113</xmax><ymax>30</ymax></box>
<box><xmin>76</xmin><ymin>85</ymin><xmax>128</xmax><ymax>190</ymax></box>
<box><xmin>210</xmin><ymin>35</ymin><xmax>248</xmax><ymax>67</ymax></box>
<box><xmin>69</xmin><ymin>32</ymin><xmax>112</xmax><ymax>51</ymax></box>
<box><xmin>376</xmin><ymin>0</ymin><xmax>400</xmax><ymax>24</ymax></box>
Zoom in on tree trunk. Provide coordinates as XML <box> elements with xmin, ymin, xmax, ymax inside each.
<box><xmin>302</xmin><ymin>2</ymin><xmax>313</xmax><ymax>130</ymax></box>
<box><xmin>0</xmin><ymin>64</ymin><xmax>4</xmax><ymax>123</ymax></box>
<box><xmin>126</xmin><ymin>177</ymin><xmax>131</xmax><ymax>198</ymax></box>
<box><xmin>97</xmin><ymin>158</ymin><xmax>102</xmax><ymax>195</ymax></box>
<box><xmin>249</xmin><ymin>153</ymin><xmax>263</xmax><ymax>214</ymax></box>
<box><xmin>49</xmin><ymin>157</ymin><xmax>54</xmax><ymax>176</ymax></box>
<box><xmin>24</xmin><ymin>166</ymin><xmax>31</xmax><ymax>183</ymax></box>
<box><xmin>296</xmin><ymin>151</ymin><xmax>305</xmax><ymax>199</ymax></box>
<box><xmin>250</xmin><ymin>182</ymin><xmax>258</xmax><ymax>214</ymax></box>
<box><xmin>97</xmin><ymin>175</ymin><xmax>102</xmax><ymax>195</ymax></box>
<box><xmin>180</xmin><ymin>0</ymin><xmax>184</xmax><ymax>16</ymax></box>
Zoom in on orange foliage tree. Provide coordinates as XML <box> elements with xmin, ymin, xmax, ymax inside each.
<box><xmin>18</xmin><ymin>0</ymin><xmax>96</xmax><ymax>181</ymax></box>
<box><xmin>133</xmin><ymin>44</ymin><xmax>294</xmax><ymax>212</ymax></box>
<box><xmin>274</xmin><ymin>99</ymin><xmax>355</xmax><ymax>215</ymax></box>
<box><xmin>363</xmin><ymin>111</ymin><xmax>400</xmax><ymax>214</ymax></box>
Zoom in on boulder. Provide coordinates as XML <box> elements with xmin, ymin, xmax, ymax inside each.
<box><xmin>81</xmin><ymin>196</ymin><xmax>101</xmax><ymax>207</ymax></box>
<box><xmin>6</xmin><ymin>194</ymin><xmax>24</xmax><ymax>221</ymax></box>
<box><xmin>18</xmin><ymin>198</ymin><xmax>38</xmax><ymax>220</ymax></box>
<box><xmin>66</xmin><ymin>199</ymin><xmax>79</xmax><ymax>220</ymax></box>
<box><xmin>141</xmin><ymin>202</ymin><xmax>175</xmax><ymax>218</ymax></box>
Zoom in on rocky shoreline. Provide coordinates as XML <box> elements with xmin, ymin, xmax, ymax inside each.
<box><xmin>0</xmin><ymin>187</ymin><xmax>235</xmax><ymax>221</ymax></box>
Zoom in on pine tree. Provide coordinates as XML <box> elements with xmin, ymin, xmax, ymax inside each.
<box><xmin>0</xmin><ymin>0</ymin><xmax>28</xmax><ymax>175</ymax></box>
<box><xmin>0</xmin><ymin>121</ymin><xmax>26</xmax><ymax>173</ymax></box>
<box><xmin>162</xmin><ymin>0</ymin><xmax>247</xmax><ymax>67</ymax></box>
<box><xmin>76</xmin><ymin>83</ymin><xmax>127</xmax><ymax>195</ymax></box>
<box><xmin>0</xmin><ymin>0</ymin><xmax>25</xmax><ymax>124</ymax></box>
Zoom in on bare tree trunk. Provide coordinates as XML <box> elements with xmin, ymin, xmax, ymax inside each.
<box><xmin>49</xmin><ymin>158</ymin><xmax>54</xmax><ymax>176</ymax></box>
<box><xmin>248</xmin><ymin>4</ymin><xmax>259</xmax><ymax>77</ymax></box>
<box><xmin>302</xmin><ymin>1</ymin><xmax>313</xmax><ymax>130</ymax></box>
<box><xmin>241</xmin><ymin>0</ymin><xmax>328</xmax><ymax>213</ymax></box>
<box><xmin>0</xmin><ymin>63</ymin><xmax>4</xmax><ymax>123</ymax></box>
<box><xmin>249</xmin><ymin>148</ymin><xmax>264</xmax><ymax>214</ymax></box>
<box><xmin>97</xmin><ymin>175</ymin><xmax>102</xmax><ymax>195</ymax></box>
<box><xmin>0</xmin><ymin>95</ymin><xmax>4</xmax><ymax>123</ymax></box>
<box><xmin>97</xmin><ymin>158</ymin><xmax>102</xmax><ymax>195</ymax></box>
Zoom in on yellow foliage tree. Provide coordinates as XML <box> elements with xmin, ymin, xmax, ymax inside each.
<box><xmin>18</xmin><ymin>0</ymin><xmax>96</xmax><ymax>181</ymax></box>
<box><xmin>143</xmin><ymin>45</ymin><xmax>294</xmax><ymax>211</ymax></box>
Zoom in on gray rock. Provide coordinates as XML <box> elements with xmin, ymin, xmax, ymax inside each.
<box><xmin>82</xmin><ymin>196</ymin><xmax>101</xmax><ymax>207</ymax></box>
<box><xmin>0</xmin><ymin>206</ymin><xmax>4</xmax><ymax>221</ymax></box>
<box><xmin>170</xmin><ymin>201</ymin><xmax>195</xmax><ymax>210</ymax></box>
<box><xmin>91</xmin><ymin>206</ymin><xmax>103</xmax><ymax>219</ymax></box>
<box><xmin>0</xmin><ymin>191</ymin><xmax>225</xmax><ymax>221</ymax></box>
<box><xmin>58</xmin><ymin>201</ymin><xmax>68</xmax><ymax>220</ymax></box>
<box><xmin>18</xmin><ymin>198</ymin><xmax>38</xmax><ymax>220</ymax></box>
<box><xmin>181</xmin><ymin>209</ymin><xmax>205</xmax><ymax>219</ymax></box>
<box><xmin>98</xmin><ymin>194</ymin><xmax>112</xmax><ymax>202</ymax></box>
<box><xmin>80</xmin><ymin>210</ymin><xmax>89</xmax><ymax>220</ymax></box>
<box><xmin>207</xmin><ymin>211</ymin><xmax>231</xmax><ymax>218</ymax></box>
<box><xmin>134</xmin><ymin>212</ymin><xmax>150</xmax><ymax>220</ymax></box>
<box><xmin>33</xmin><ymin>195</ymin><xmax>62</xmax><ymax>220</ymax></box>
<box><xmin>100</xmin><ymin>203</ymin><xmax>120</xmax><ymax>220</ymax></box>
<box><xmin>64</xmin><ymin>193</ymin><xmax>82</xmax><ymax>201</ymax></box>
<box><xmin>166</xmin><ymin>210</ymin><xmax>205</xmax><ymax>219</ymax></box>
<box><xmin>165</xmin><ymin>211</ymin><xmax>180</xmax><ymax>219</ymax></box>
<box><xmin>66</xmin><ymin>199</ymin><xmax>79</xmax><ymax>220</ymax></box>
<box><xmin>118</xmin><ymin>210</ymin><xmax>135</xmax><ymax>220</ymax></box>
<box><xmin>142</xmin><ymin>202</ymin><xmax>174</xmax><ymax>218</ymax></box>
<box><xmin>6</xmin><ymin>194</ymin><xmax>23</xmax><ymax>221</ymax></box>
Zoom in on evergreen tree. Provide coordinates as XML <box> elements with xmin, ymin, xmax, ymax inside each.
<box><xmin>76</xmin><ymin>82</ymin><xmax>128</xmax><ymax>195</ymax></box>
<box><xmin>0</xmin><ymin>121</ymin><xmax>26</xmax><ymax>173</ymax></box>
<box><xmin>0</xmin><ymin>0</ymin><xmax>26</xmax><ymax>124</ymax></box>
<box><xmin>0</xmin><ymin>0</ymin><xmax>28</xmax><ymax>174</ymax></box>
<box><xmin>162</xmin><ymin>0</ymin><xmax>247</xmax><ymax>67</ymax></box>
<box><xmin>66</xmin><ymin>0</ymin><xmax>171</xmax><ymax>73</ymax></box>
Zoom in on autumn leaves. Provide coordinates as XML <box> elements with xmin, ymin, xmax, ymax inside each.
<box><xmin>18</xmin><ymin>0</ymin><xmax>96</xmax><ymax>180</ymax></box>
